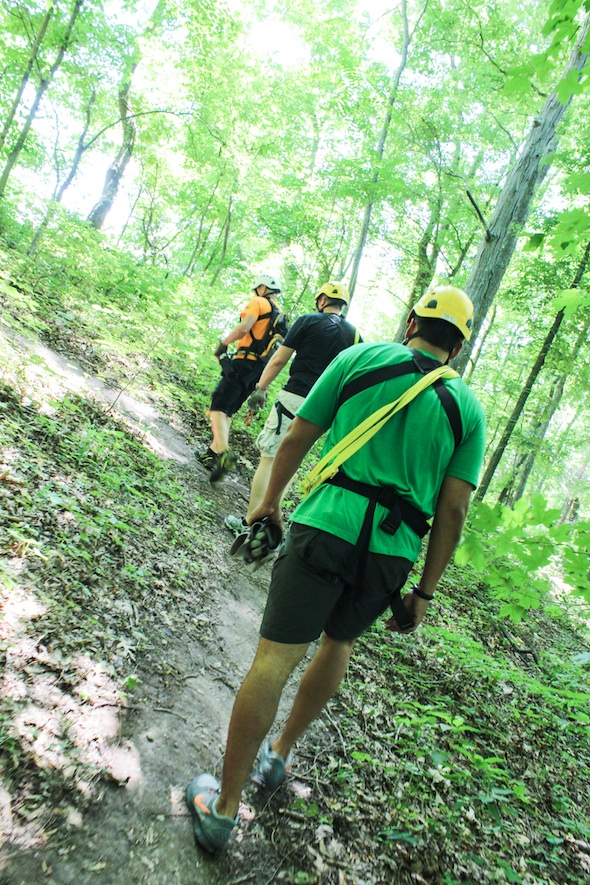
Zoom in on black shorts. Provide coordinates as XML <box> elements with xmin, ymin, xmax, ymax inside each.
<box><xmin>260</xmin><ymin>524</ymin><xmax>413</xmax><ymax>644</ymax></box>
<box><xmin>210</xmin><ymin>358</ymin><xmax>263</xmax><ymax>416</ymax></box>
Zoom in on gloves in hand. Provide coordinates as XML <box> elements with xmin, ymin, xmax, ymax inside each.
<box><xmin>248</xmin><ymin>388</ymin><xmax>267</xmax><ymax>412</ymax></box>
<box><xmin>214</xmin><ymin>341</ymin><xmax>228</xmax><ymax>359</ymax></box>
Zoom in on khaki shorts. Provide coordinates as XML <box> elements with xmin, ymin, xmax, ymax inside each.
<box><xmin>256</xmin><ymin>390</ymin><xmax>306</xmax><ymax>457</ymax></box>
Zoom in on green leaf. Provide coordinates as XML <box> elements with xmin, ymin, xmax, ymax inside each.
<box><xmin>522</xmin><ymin>233</ymin><xmax>545</xmax><ymax>251</ymax></box>
<box><xmin>555</xmin><ymin>69</ymin><xmax>586</xmax><ymax>105</ymax></box>
<box><xmin>553</xmin><ymin>288</ymin><xmax>590</xmax><ymax>316</ymax></box>
<box><xmin>497</xmin><ymin>859</ymin><xmax>523</xmax><ymax>883</ymax></box>
<box><xmin>544</xmin><ymin>834</ymin><xmax>564</xmax><ymax>846</ymax></box>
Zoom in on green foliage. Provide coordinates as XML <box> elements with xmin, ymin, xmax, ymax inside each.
<box><xmin>317</xmin><ymin>602</ymin><xmax>590</xmax><ymax>884</ymax></box>
<box><xmin>456</xmin><ymin>496</ymin><xmax>590</xmax><ymax>620</ymax></box>
<box><xmin>0</xmin><ymin>389</ymin><xmax>211</xmax><ymax>660</ymax></box>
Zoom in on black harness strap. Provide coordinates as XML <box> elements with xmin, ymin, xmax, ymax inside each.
<box><xmin>274</xmin><ymin>400</ymin><xmax>296</xmax><ymax>435</ymax></box>
<box><xmin>337</xmin><ymin>349</ymin><xmax>463</xmax><ymax>446</ymax></box>
<box><xmin>326</xmin><ymin>473</ymin><xmax>418</xmax><ymax>633</ymax></box>
<box><xmin>326</xmin><ymin>313</ymin><xmax>357</xmax><ymax>348</ymax></box>
<box><xmin>326</xmin><ymin>472</ymin><xmax>430</xmax><ymax>538</ymax></box>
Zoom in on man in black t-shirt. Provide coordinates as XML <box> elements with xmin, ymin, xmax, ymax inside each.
<box><xmin>225</xmin><ymin>282</ymin><xmax>361</xmax><ymax>534</ymax></box>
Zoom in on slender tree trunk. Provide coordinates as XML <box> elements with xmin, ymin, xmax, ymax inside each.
<box><xmin>0</xmin><ymin>0</ymin><xmax>84</xmax><ymax>199</ymax></box>
<box><xmin>535</xmin><ymin>403</ymin><xmax>581</xmax><ymax>497</ymax></box>
<box><xmin>475</xmin><ymin>240</ymin><xmax>590</xmax><ymax>501</ymax></box>
<box><xmin>510</xmin><ymin>313</ymin><xmax>590</xmax><ymax>502</ymax></box>
<box><xmin>86</xmin><ymin>0</ymin><xmax>165</xmax><ymax>230</ymax></box>
<box><xmin>392</xmin><ymin>144</ymin><xmax>484</xmax><ymax>343</ymax></box>
<box><xmin>0</xmin><ymin>6</ymin><xmax>53</xmax><ymax>153</ymax></box>
<box><xmin>559</xmin><ymin>462</ymin><xmax>586</xmax><ymax>523</ymax></box>
<box><xmin>29</xmin><ymin>90</ymin><xmax>96</xmax><ymax>254</ymax></box>
<box><xmin>455</xmin><ymin>13</ymin><xmax>590</xmax><ymax>373</ymax></box>
<box><xmin>348</xmin><ymin>0</ymin><xmax>419</xmax><ymax>303</ymax></box>
<box><xmin>463</xmin><ymin>303</ymin><xmax>496</xmax><ymax>383</ymax></box>
<box><xmin>182</xmin><ymin>179</ymin><xmax>221</xmax><ymax>277</ymax></box>
<box><xmin>210</xmin><ymin>196</ymin><xmax>232</xmax><ymax>285</ymax></box>
<box><xmin>87</xmin><ymin>79</ymin><xmax>137</xmax><ymax>230</ymax></box>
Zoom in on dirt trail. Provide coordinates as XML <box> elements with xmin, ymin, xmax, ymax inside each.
<box><xmin>0</xmin><ymin>329</ymin><xmax>302</xmax><ymax>884</ymax></box>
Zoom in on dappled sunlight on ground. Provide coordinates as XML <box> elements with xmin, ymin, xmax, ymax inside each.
<box><xmin>1</xmin><ymin>325</ymin><xmax>194</xmax><ymax>464</ymax></box>
<box><xmin>0</xmin><ymin>582</ymin><xmax>141</xmax><ymax>848</ymax></box>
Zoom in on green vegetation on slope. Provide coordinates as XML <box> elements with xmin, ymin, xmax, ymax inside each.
<box><xmin>1</xmin><ymin>240</ymin><xmax>589</xmax><ymax>883</ymax></box>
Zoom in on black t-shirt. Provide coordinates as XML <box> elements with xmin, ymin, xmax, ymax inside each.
<box><xmin>282</xmin><ymin>313</ymin><xmax>361</xmax><ymax>397</ymax></box>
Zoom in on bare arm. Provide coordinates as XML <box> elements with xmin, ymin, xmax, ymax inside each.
<box><xmin>256</xmin><ymin>344</ymin><xmax>295</xmax><ymax>389</ymax></box>
<box><xmin>389</xmin><ymin>475</ymin><xmax>473</xmax><ymax>632</ymax></box>
<box><xmin>221</xmin><ymin>313</ymin><xmax>256</xmax><ymax>347</ymax></box>
<box><xmin>249</xmin><ymin>416</ymin><xmax>325</xmax><ymax>529</ymax></box>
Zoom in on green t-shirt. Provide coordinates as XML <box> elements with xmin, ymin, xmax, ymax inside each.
<box><xmin>292</xmin><ymin>342</ymin><xmax>486</xmax><ymax>561</ymax></box>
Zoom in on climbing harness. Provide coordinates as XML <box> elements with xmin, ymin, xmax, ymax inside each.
<box><xmin>302</xmin><ymin>352</ymin><xmax>460</xmax><ymax>496</ymax></box>
<box><xmin>300</xmin><ymin>350</ymin><xmax>463</xmax><ymax>633</ymax></box>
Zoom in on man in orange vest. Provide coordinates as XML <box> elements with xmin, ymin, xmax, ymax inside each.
<box><xmin>196</xmin><ymin>274</ymin><xmax>284</xmax><ymax>482</ymax></box>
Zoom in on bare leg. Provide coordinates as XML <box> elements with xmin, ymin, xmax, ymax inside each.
<box><xmin>210</xmin><ymin>410</ymin><xmax>231</xmax><ymax>453</ymax></box>
<box><xmin>272</xmin><ymin>633</ymin><xmax>354</xmax><ymax>760</ymax></box>
<box><xmin>247</xmin><ymin>456</ymin><xmax>275</xmax><ymax>517</ymax></box>
<box><xmin>248</xmin><ymin>456</ymin><xmax>295</xmax><ymax>518</ymax></box>
<box><xmin>215</xmin><ymin>638</ymin><xmax>309</xmax><ymax>819</ymax></box>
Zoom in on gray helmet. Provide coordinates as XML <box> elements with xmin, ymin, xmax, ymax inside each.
<box><xmin>252</xmin><ymin>273</ymin><xmax>281</xmax><ymax>293</ymax></box>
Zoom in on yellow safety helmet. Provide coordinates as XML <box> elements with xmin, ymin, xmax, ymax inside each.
<box><xmin>315</xmin><ymin>281</ymin><xmax>350</xmax><ymax>305</ymax></box>
<box><xmin>413</xmin><ymin>285</ymin><xmax>474</xmax><ymax>341</ymax></box>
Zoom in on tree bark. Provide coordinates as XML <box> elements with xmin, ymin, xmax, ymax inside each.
<box><xmin>86</xmin><ymin>0</ymin><xmax>165</xmax><ymax>230</ymax></box>
<box><xmin>0</xmin><ymin>0</ymin><xmax>84</xmax><ymax>199</ymax></box>
<box><xmin>509</xmin><ymin>313</ymin><xmax>590</xmax><ymax>503</ymax></box>
<box><xmin>348</xmin><ymin>0</ymin><xmax>418</xmax><ymax>303</ymax></box>
<box><xmin>210</xmin><ymin>196</ymin><xmax>232</xmax><ymax>285</ymax></box>
<box><xmin>86</xmin><ymin>78</ymin><xmax>137</xmax><ymax>230</ymax></box>
<box><xmin>0</xmin><ymin>6</ymin><xmax>53</xmax><ymax>153</ymax></box>
<box><xmin>475</xmin><ymin>240</ymin><xmax>590</xmax><ymax>502</ymax></box>
<box><xmin>29</xmin><ymin>90</ymin><xmax>96</xmax><ymax>253</ymax></box>
<box><xmin>455</xmin><ymin>13</ymin><xmax>590</xmax><ymax>374</ymax></box>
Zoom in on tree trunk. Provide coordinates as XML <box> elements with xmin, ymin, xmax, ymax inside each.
<box><xmin>391</xmin><ymin>144</ymin><xmax>484</xmax><ymax>344</ymax></box>
<box><xmin>86</xmin><ymin>78</ymin><xmax>137</xmax><ymax>230</ymax></box>
<box><xmin>0</xmin><ymin>0</ymin><xmax>84</xmax><ymax>199</ymax></box>
<box><xmin>475</xmin><ymin>240</ymin><xmax>590</xmax><ymax>502</ymax></box>
<box><xmin>455</xmin><ymin>13</ymin><xmax>590</xmax><ymax>374</ymax></box>
<box><xmin>210</xmin><ymin>196</ymin><xmax>232</xmax><ymax>285</ymax></box>
<box><xmin>463</xmin><ymin>303</ymin><xmax>496</xmax><ymax>383</ymax></box>
<box><xmin>29</xmin><ymin>90</ymin><xmax>96</xmax><ymax>253</ymax></box>
<box><xmin>0</xmin><ymin>6</ymin><xmax>53</xmax><ymax>153</ymax></box>
<box><xmin>181</xmin><ymin>179</ymin><xmax>221</xmax><ymax>277</ymax></box>
<box><xmin>509</xmin><ymin>312</ymin><xmax>590</xmax><ymax>503</ymax></box>
<box><xmin>86</xmin><ymin>0</ymin><xmax>165</xmax><ymax>230</ymax></box>
<box><xmin>348</xmin><ymin>0</ymin><xmax>417</xmax><ymax>303</ymax></box>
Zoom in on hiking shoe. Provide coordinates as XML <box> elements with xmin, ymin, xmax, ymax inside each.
<box><xmin>185</xmin><ymin>773</ymin><xmax>238</xmax><ymax>854</ymax></box>
<box><xmin>225</xmin><ymin>514</ymin><xmax>247</xmax><ymax>537</ymax></box>
<box><xmin>195</xmin><ymin>448</ymin><xmax>216</xmax><ymax>471</ymax></box>
<box><xmin>251</xmin><ymin>738</ymin><xmax>291</xmax><ymax>791</ymax></box>
<box><xmin>210</xmin><ymin>450</ymin><xmax>237</xmax><ymax>483</ymax></box>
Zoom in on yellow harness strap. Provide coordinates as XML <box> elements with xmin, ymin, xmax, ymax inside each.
<box><xmin>301</xmin><ymin>365</ymin><xmax>458</xmax><ymax>496</ymax></box>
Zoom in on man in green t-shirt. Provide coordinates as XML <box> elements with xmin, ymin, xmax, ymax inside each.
<box><xmin>185</xmin><ymin>286</ymin><xmax>486</xmax><ymax>855</ymax></box>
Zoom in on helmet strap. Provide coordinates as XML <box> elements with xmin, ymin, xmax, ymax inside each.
<box><xmin>404</xmin><ymin>331</ymin><xmax>418</xmax><ymax>346</ymax></box>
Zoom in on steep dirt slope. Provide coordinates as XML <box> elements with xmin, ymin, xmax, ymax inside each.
<box><xmin>0</xmin><ymin>328</ymin><xmax>315</xmax><ymax>885</ymax></box>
